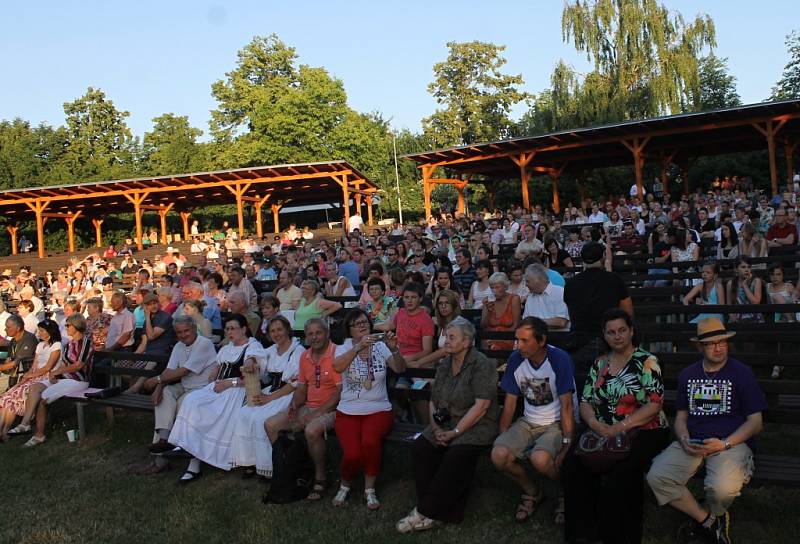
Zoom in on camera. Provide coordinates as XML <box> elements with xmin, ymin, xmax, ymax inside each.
<box><xmin>370</xmin><ymin>333</ymin><xmax>386</xmax><ymax>342</ymax></box>
<box><xmin>432</xmin><ymin>407</ymin><xmax>451</xmax><ymax>426</ymax></box>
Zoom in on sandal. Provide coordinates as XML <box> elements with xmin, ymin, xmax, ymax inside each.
<box><xmin>7</xmin><ymin>423</ymin><xmax>31</xmax><ymax>435</ymax></box>
<box><xmin>332</xmin><ymin>484</ymin><xmax>350</xmax><ymax>506</ymax></box>
<box><xmin>365</xmin><ymin>488</ymin><xmax>380</xmax><ymax>510</ymax></box>
<box><xmin>396</xmin><ymin>508</ymin><xmax>437</xmax><ymax>533</ymax></box>
<box><xmin>554</xmin><ymin>495</ymin><xmax>565</xmax><ymax>525</ymax></box>
<box><xmin>177</xmin><ymin>470</ymin><xmax>202</xmax><ymax>485</ymax></box>
<box><xmin>22</xmin><ymin>435</ymin><xmax>45</xmax><ymax>448</ymax></box>
<box><xmin>515</xmin><ymin>492</ymin><xmax>542</xmax><ymax>522</ymax></box>
<box><xmin>307</xmin><ymin>479</ymin><xmax>328</xmax><ymax>501</ymax></box>
<box><xmin>242</xmin><ymin>467</ymin><xmax>257</xmax><ymax>480</ymax></box>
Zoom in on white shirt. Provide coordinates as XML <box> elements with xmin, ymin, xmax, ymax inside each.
<box><xmin>588</xmin><ymin>212</ymin><xmax>608</xmax><ymax>223</ymax></box>
<box><xmin>523</xmin><ymin>283</ymin><xmax>570</xmax><ymax>331</ymax></box>
<box><xmin>228</xmin><ymin>278</ymin><xmax>258</xmax><ymax>311</ymax></box>
<box><xmin>166</xmin><ymin>335</ymin><xmax>219</xmax><ymax>390</ymax></box>
<box><xmin>0</xmin><ymin>310</ymin><xmax>11</xmax><ymax>340</ymax></box>
<box><xmin>335</xmin><ymin>342</ymin><xmax>393</xmax><ymax>415</ymax></box>
<box><xmin>34</xmin><ymin>341</ymin><xmax>61</xmax><ymax>370</ymax></box>
<box><xmin>22</xmin><ymin>313</ymin><xmax>38</xmax><ymax>335</ymax></box>
<box><xmin>509</xmin><ymin>281</ymin><xmax>530</xmax><ymax>301</ymax></box>
<box><xmin>106</xmin><ymin>308</ymin><xmax>135</xmax><ymax>348</ymax></box>
<box><xmin>348</xmin><ymin>214</ymin><xmax>365</xmax><ymax>233</ymax></box>
<box><xmin>262</xmin><ymin>340</ymin><xmax>304</xmax><ymax>390</ymax></box>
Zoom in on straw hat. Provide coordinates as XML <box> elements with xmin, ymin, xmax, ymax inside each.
<box><xmin>690</xmin><ymin>317</ymin><xmax>736</xmax><ymax>343</ymax></box>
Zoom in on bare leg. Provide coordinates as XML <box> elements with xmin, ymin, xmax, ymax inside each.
<box><xmin>125</xmin><ymin>362</ymin><xmax>157</xmax><ymax>394</ymax></box>
<box><xmin>305</xmin><ymin>418</ymin><xmax>328</xmax><ymax>482</ymax></box>
<box><xmin>265</xmin><ymin>412</ymin><xmax>291</xmax><ymax>443</ymax></box>
<box><xmin>33</xmin><ymin>400</ymin><xmax>47</xmax><ymax>439</ymax></box>
<box><xmin>529</xmin><ymin>450</ymin><xmax>559</xmax><ymax>480</ymax></box>
<box><xmin>20</xmin><ymin>383</ymin><xmax>46</xmax><ymax>425</ymax></box>
<box><xmin>491</xmin><ymin>446</ymin><xmax>538</xmax><ymax>496</ymax></box>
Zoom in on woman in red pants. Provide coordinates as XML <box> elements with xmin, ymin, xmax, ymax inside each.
<box><xmin>332</xmin><ymin>309</ymin><xmax>407</xmax><ymax>510</ymax></box>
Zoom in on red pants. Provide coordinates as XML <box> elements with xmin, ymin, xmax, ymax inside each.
<box><xmin>334</xmin><ymin>410</ymin><xmax>394</xmax><ymax>481</ymax></box>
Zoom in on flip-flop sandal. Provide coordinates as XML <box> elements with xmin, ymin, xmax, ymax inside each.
<box><xmin>307</xmin><ymin>479</ymin><xmax>328</xmax><ymax>500</ymax></box>
<box><xmin>515</xmin><ymin>492</ymin><xmax>542</xmax><ymax>522</ymax></box>
<box><xmin>177</xmin><ymin>470</ymin><xmax>202</xmax><ymax>485</ymax></box>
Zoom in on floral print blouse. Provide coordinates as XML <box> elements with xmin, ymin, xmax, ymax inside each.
<box><xmin>580</xmin><ymin>348</ymin><xmax>668</xmax><ymax>429</ymax></box>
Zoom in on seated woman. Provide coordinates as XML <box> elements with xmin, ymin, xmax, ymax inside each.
<box><xmin>562</xmin><ymin>309</ymin><xmax>669</xmax><ymax>544</ymax></box>
<box><xmin>231</xmin><ymin>316</ymin><xmax>304</xmax><ymax>479</ymax></box>
<box><xmin>361</xmin><ymin>278</ymin><xmax>397</xmax><ymax>327</ymax></box>
<box><xmin>415</xmin><ymin>289</ymin><xmax>461</xmax><ymax>371</ymax></box>
<box><xmin>183</xmin><ymin>299</ymin><xmax>215</xmax><ymax>342</ymax></box>
<box><xmin>293</xmin><ymin>280</ymin><xmax>342</xmax><ymax>332</ymax></box>
<box><xmin>480</xmin><ymin>272</ymin><xmax>521</xmax><ymax>351</ymax></box>
<box><xmin>726</xmin><ymin>256</ymin><xmax>763</xmax><ymax>324</ymax></box>
<box><xmin>427</xmin><ymin>267</ymin><xmax>464</xmax><ymax>309</ymax></box>
<box><xmin>467</xmin><ymin>259</ymin><xmax>493</xmax><ymax>309</ymax></box>
<box><xmin>396</xmin><ymin>317</ymin><xmax>498</xmax><ymax>533</ymax></box>
<box><xmin>331</xmin><ymin>309</ymin><xmax>406</xmax><ymax>509</ymax></box>
<box><xmin>20</xmin><ymin>315</ymin><xmax>94</xmax><ymax>447</ymax></box>
<box><xmin>767</xmin><ymin>264</ymin><xmax>797</xmax><ymax>378</ymax></box>
<box><xmin>683</xmin><ymin>261</ymin><xmax>725</xmax><ymax>324</ymax></box>
<box><xmin>1</xmin><ymin>320</ymin><xmax>62</xmax><ymax>441</ymax></box>
<box><xmin>255</xmin><ymin>295</ymin><xmax>282</xmax><ymax>348</ymax></box>
<box><xmin>166</xmin><ymin>314</ymin><xmax>268</xmax><ymax>484</ymax></box>
<box><xmin>323</xmin><ymin>263</ymin><xmax>356</xmax><ymax>297</ymax></box>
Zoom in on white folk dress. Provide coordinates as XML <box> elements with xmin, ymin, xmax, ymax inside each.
<box><xmin>230</xmin><ymin>339</ymin><xmax>304</xmax><ymax>476</ymax></box>
<box><xmin>168</xmin><ymin>338</ymin><xmax>267</xmax><ymax>470</ymax></box>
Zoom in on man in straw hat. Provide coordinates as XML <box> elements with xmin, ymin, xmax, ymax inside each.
<box><xmin>646</xmin><ymin>317</ymin><xmax>767</xmax><ymax>544</ymax></box>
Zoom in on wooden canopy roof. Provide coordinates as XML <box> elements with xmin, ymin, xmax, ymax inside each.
<box><xmin>404</xmin><ymin>99</ymin><xmax>800</xmax><ymax>216</ymax></box>
<box><xmin>0</xmin><ymin>161</ymin><xmax>377</xmax><ymax>257</ymax></box>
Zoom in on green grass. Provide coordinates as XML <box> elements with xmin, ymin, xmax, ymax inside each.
<box><xmin>1</xmin><ymin>406</ymin><xmax>798</xmax><ymax>544</ymax></box>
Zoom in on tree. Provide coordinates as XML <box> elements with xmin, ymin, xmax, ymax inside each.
<box><xmin>0</xmin><ymin>119</ymin><xmax>67</xmax><ymax>189</ymax></box>
<box><xmin>56</xmin><ymin>87</ymin><xmax>138</xmax><ymax>182</ymax></box>
<box><xmin>537</xmin><ymin>0</ymin><xmax>716</xmax><ymax>127</ymax></box>
<box><xmin>142</xmin><ymin>113</ymin><xmax>204</xmax><ymax>175</ymax></box>
<box><xmin>423</xmin><ymin>41</ymin><xmax>528</xmax><ymax>147</ymax></box>
<box><xmin>770</xmin><ymin>30</ymin><xmax>800</xmax><ymax>101</ymax></box>
<box><xmin>696</xmin><ymin>54</ymin><xmax>741</xmax><ymax>111</ymax></box>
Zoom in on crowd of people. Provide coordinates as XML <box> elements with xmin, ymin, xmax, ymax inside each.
<box><xmin>0</xmin><ymin>179</ymin><xmax>793</xmax><ymax>543</ymax></box>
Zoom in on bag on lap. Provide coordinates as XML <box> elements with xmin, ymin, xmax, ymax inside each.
<box><xmin>575</xmin><ymin>428</ymin><xmax>638</xmax><ymax>473</ymax></box>
<box><xmin>263</xmin><ymin>431</ymin><xmax>313</xmax><ymax>504</ymax></box>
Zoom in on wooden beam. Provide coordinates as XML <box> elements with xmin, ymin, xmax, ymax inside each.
<box><xmin>421</xmin><ymin>165</ymin><xmax>435</xmax><ymax>219</ymax></box>
<box><xmin>65</xmin><ymin>210</ymin><xmax>82</xmax><ymax>253</ymax></box>
<box><xmin>510</xmin><ymin>152</ymin><xmax>536</xmax><ymax>210</ymax></box>
<box><xmin>92</xmin><ymin>219</ymin><xmax>104</xmax><ymax>248</ymax></box>
<box><xmin>365</xmin><ymin>195</ymin><xmax>374</xmax><ymax>226</ymax></box>
<box><xmin>622</xmin><ymin>137</ymin><xmax>649</xmax><ymax>200</ymax></box>
<box><xmin>271</xmin><ymin>203</ymin><xmax>282</xmax><ymax>234</ymax></box>
<box><xmin>123</xmin><ymin>191</ymin><xmax>150</xmax><ymax>250</ymax></box>
<box><xmin>6</xmin><ymin>225</ymin><xmax>18</xmax><ymax>255</ymax></box>
<box><xmin>253</xmin><ymin>194</ymin><xmax>271</xmax><ymax>239</ymax></box>
<box><xmin>157</xmin><ymin>203</ymin><xmax>175</xmax><ymax>245</ymax></box>
<box><xmin>785</xmin><ymin>138</ymin><xmax>798</xmax><ymax>185</ymax></box>
<box><xmin>224</xmin><ymin>183</ymin><xmax>252</xmax><ymax>238</ymax></box>
<box><xmin>341</xmin><ymin>173</ymin><xmax>351</xmax><ymax>228</ymax></box>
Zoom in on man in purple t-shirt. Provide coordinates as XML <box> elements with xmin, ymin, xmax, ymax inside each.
<box><xmin>647</xmin><ymin>318</ymin><xmax>766</xmax><ymax>544</ymax></box>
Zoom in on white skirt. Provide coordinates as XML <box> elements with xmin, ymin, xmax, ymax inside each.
<box><xmin>41</xmin><ymin>379</ymin><xmax>89</xmax><ymax>403</ymax></box>
<box><xmin>230</xmin><ymin>393</ymin><xmax>293</xmax><ymax>476</ymax></box>
<box><xmin>168</xmin><ymin>383</ymin><xmax>246</xmax><ymax>470</ymax></box>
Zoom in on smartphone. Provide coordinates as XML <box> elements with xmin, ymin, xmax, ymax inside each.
<box><xmin>688</xmin><ymin>438</ymin><xmax>705</xmax><ymax>445</ymax></box>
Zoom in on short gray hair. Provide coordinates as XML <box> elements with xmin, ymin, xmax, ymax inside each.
<box><xmin>524</xmin><ymin>263</ymin><xmax>549</xmax><ymax>281</ymax></box>
<box><xmin>173</xmin><ymin>315</ymin><xmax>197</xmax><ymax>330</ymax></box>
<box><xmin>304</xmin><ymin>317</ymin><xmax>329</xmax><ymax>334</ymax></box>
<box><xmin>488</xmin><ymin>272</ymin><xmax>510</xmax><ymax>287</ymax></box>
<box><xmin>6</xmin><ymin>314</ymin><xmax>24</xmax><ymax>330</ymax></box>
<box><xmin>445</xmin><ymin>316</ymin><xmax>475</xmax><ymax>344</ymax></box>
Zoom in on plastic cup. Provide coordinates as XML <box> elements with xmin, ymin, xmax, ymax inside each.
<box><xmin>66</xmin><ymin>429</ymin><xmax>77</xmax><ymax>442</ymax></box>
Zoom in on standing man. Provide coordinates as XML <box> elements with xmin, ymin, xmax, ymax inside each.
<box><xmin>563</xmin><ymin>242</ymin><xmax>632</xmax><ymax>369</ymax></box>
<box><xmin>266</xmin><ymin>318</ymin><xmax>342</xmax><ymax>500</ymax></box>
<box><xmin>647</xmin><ymin>318</ymin><xmax>767</xmax><ymax>544</ymax></box>
<box><xmin>491</xmin><ymin>317</ymin><xmax>575</xmax><ymax>524</ymax></box>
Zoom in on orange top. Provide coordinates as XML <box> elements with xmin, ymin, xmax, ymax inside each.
<box><xmin>298</xmin><ymin>342</ymin><xmax>341</xmax><ymax>409</ymax></box>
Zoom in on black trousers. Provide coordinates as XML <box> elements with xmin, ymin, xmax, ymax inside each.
<box><xmin>412</xmin><ymin>436</ymin><xmax>485</xmax><ymax>523</ymax></box>
<box><xmin>562</xmin><ymin>427</ymin><xmax>670</xmax><ymax>544</ymax></box>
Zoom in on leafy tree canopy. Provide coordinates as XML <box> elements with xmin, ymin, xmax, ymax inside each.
<box><xmin>770</xmin><ymin>30</ymin><xmax>800</xmax><ymax>101</ymax></box>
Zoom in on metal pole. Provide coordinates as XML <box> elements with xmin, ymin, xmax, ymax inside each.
<box><xmin>392</xmin><ymin>133</ymin><xmax>404</xmax><ymax>224</ymax></box>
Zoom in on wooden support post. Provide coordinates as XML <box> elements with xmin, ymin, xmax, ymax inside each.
<box><xmin>253</xmin><ymin>194</ymin><xmax>271</xmax><ymax>238</ymax></box>
<box><xmin>421</xmin><ymin>166</ymin><xmax>434</xmax><ymax>219</ymax></box>
<box><xmin>510</xmin><ymin>152</ymin><xmax>536</xmax><ymax>211</ymax></box>
<box><xmin>6</xmin><ymin>225</ymin><xmax>18</xmax><ymax>255</ymax></box>
<box><xmin>785</xmin><ymin>139</ymin><xmax>798</xmax><ymax>185</ymax></box>
<box><xmin>157</xmin><ymin>203</ymin><xmax>174</xmax><ymax>245</ymax></box>
<box><xmin>621</xmin><ymin>138</ymin><xmax>650</xmax><ymax>200</ymax></box>
<box><xmin>365</xmin><ymin>195</ymin><xmax>374</xmax><ymax>226</ymax></box>
<box><xmin>92</xmin><ymin>219</ymin><xmax>103</xmax><ymax>248</ymax></box>
<box><xmin>660</xmin><ymin>150</ymin><xmax>678</xmax><ymax>196</ymax></box>
<box><xmin>224</xmin><ymin>183</ymin><xmax>252</xmax><ymax>239</ymax></box>
<box><xmin>752</xmin><ymin>119</ymin><xmax>788</xmax><ymax>196</ymax></box>
<box><xmin>123</xmin><ymin>192</ymin><xmax>150</xmax><ymax>251</ymax></box>
<box><xmin>455</xmin><ymin>182</ymin><xmax>467</xmax><ymax>216</ymax></box>
<box><xmin>486</xmin><ymin>185</ymin><xmax>496</xmax><ymax>211</ymax></box>
<box><xmin>340</xmin><ymin>174</ymin><xmax>351</xmax><ymax>227</ymax></box>
<box><xmin>548</xmin><ymin>164</ymin><xmax>567</xmax><ymax>215</ymax></box>
<box><xmin>180</xmin><ymin>211</ymin><xmax>191</xmax><ymax>242</ymax></box>
<box><xmin>25</xmin><ymin>199</ymin><xmax>51</xmax><ymax>258</ymax></box>
<box><xmin>271</xmin><ymin>203</ymin><xmax>282</xmax><ymax>233</ymax></box>
<box><xmin>354</xmin><ymin>193</ymin><xmax>362</xmax><ymax>215</ymax></box>
<box><xmin>65</xmin><ymin>211</ymin><xmax>82</xmax><ymax>253</ymax></box>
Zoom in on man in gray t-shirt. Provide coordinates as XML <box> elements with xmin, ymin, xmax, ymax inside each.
<box><xmin>0</xmin><ymin>315</ymin><xmax>38</xmax><ymax>392</ymax></box>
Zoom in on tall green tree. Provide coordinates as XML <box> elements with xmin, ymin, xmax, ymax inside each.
<box><xmin>696</xmin><ymin>54</ymin><xmax>741</xmax><ymax>110</ymax></box>
<box><xmin>56</xmin><ymin>87</ymin><xmax>139</xmax><ymax>182</ymax></box>
<box><xmin>423</xmin><ymin>41</ymin><xmax>528</xmax><ymax>147</ymax></box>
<box><xmin>526</xmin><ymin>0</ymin><xmax>716</xmax><ymax>135</ymax></box>
<box><xmin>770</xmin><ymin>30</ymin><xmax>800</xmax><ymax>101</ymax></box>
<box><xmin>142</xmin><ymin>113</ymin><xmax>204</xmax><ymax>175</ymax></box>
<box><xmin>0</xmin><ymin>119</ymin><xmax>67</xmax><ymax>189</ymax></box>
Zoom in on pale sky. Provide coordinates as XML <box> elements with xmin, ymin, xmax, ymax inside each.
<box><xmin>1</xmin><ymin>0</ymin><xmax>795</xmax><ymax>139</ymax></box>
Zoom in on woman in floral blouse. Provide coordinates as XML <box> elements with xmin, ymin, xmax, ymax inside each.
<box><xmin>562</xmin><ymin>309</ymin><xmax>669</xmax><ymax>544</ymax></box>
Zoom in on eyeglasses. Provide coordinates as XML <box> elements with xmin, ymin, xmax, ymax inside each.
<box><xmin>701</xmin><ymin>340</ymin><xmax>728</xmax><ymax>349</ymax></box>
<box><xmin>350</xmin><ymin>319</ymin><xmax>369</xmax><ymax>328</ymax></box>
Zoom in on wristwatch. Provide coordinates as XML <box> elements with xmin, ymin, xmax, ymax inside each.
<box><xmin>724</xmin><ymin>439</ymin><xmax>732</xmax><ymax>450</ymax></box>
<box><xmin>232</xmin><ymin>379</ymin><xmax>239</xmax><ymax>387</ymax></box>
<box><xmin>156</xmin><ymin>375</ymin><xmax>162</xmax><ymax>385</ymax></box>
<box><xmin>562</xmin><ymin>437</ymin><xmax>572</xmax><ymax>445</ymax></box>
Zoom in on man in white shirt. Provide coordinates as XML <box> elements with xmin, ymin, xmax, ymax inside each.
<box><xmin>522</xmin><ymin>264</ymin><xmax>569</xmax><ymax>331</ymax></box>
<box><xmin>348</xmin><ymin>213</ymin><xmax>364</xmax><ymax>233</ymax></box>
<box><xmin>587</xmin><ymin>204</ymin><xmax>608</xmax><ymax>224</ymax></box>
<box><xmin>516</xmin><ymin>224</ymin><xmax>544</xmax><ymax>257</ymax></box>
<box><xmin>106</xmin><ymin>292</ymin><xmax>135</xmax><ymax>351</ymax></box>
<box><xmin>227</xmin><ymin>266</ymin><xmax>258</xmax><ymax>312</ymax></box>
<box><xmin>137</xmin><ymin>316</ymin><xmax>219</xmax><ymax>472</ymax></box>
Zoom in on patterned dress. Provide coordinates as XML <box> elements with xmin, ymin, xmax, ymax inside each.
<box><xmin>581</xmin><ymin>348</ymin><xmax>668</xmax><ymax>429</ymax></box>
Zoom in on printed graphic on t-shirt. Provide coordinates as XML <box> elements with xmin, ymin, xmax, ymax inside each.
<box><xmin>522</xmin><ymin>377</ymin><xmax>554</xmax><ymax>407</ymax></box>
<box><xmin>346</xmin><ymin>350</ymin><xmax>386</xmax><ymax>394</ymax></box>
<box><xmin>687</xmin><ymin>379</ymin><xmax>731</xmax><ymax>416</ymax></box>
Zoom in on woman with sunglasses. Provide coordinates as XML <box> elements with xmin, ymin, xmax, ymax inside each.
<box><xmin>331</xmin><ymin>309</ymin><xmax>406</xmax><ymax>509</ymax></box>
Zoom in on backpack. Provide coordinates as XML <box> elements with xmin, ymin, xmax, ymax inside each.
<box><xmin>263</xmin><ymin>431</ymin><xmax>313</xmax><ymax>504</ymax></box>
